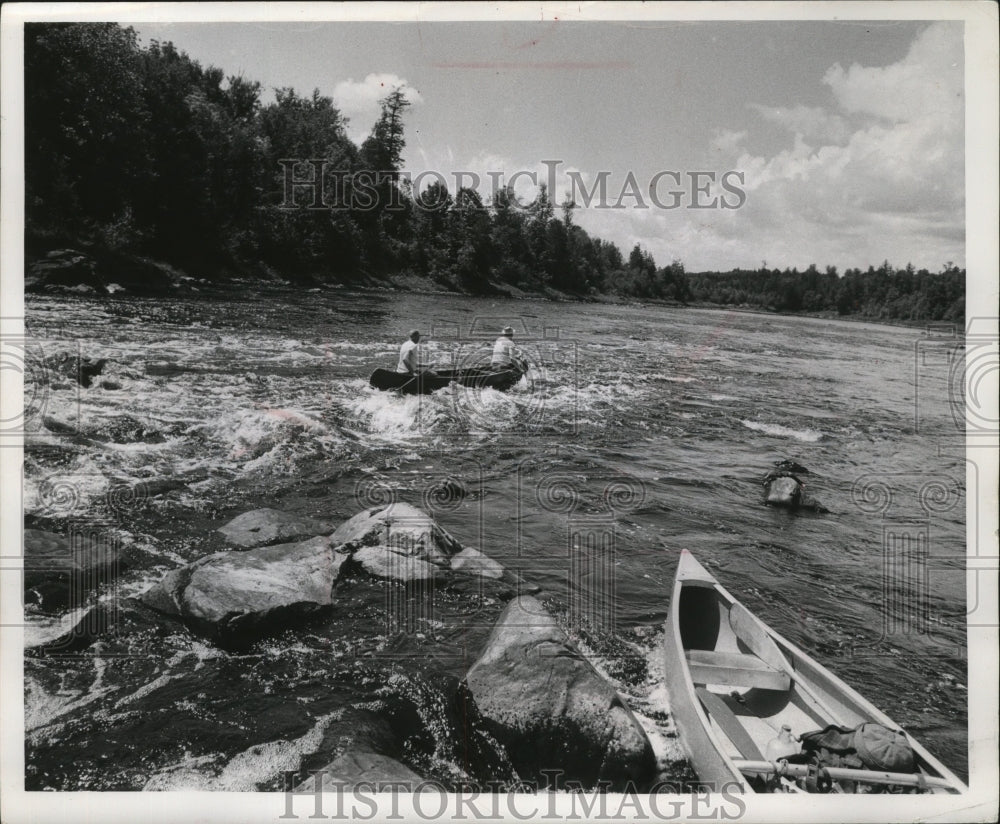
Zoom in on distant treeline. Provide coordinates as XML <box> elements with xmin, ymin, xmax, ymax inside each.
<box><xmin>25</xmin><ymin>23</ymin><xmax>964</xmax><ymax>323</ymax></box>
<box><xmin>687</xmin><ymin>262</ymin><xmax>965</xmax><ymax>323</ymax></box>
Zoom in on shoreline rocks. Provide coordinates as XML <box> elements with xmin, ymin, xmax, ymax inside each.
<box><xmin>30</xmin><ymin>502</ymin><xmax>664</xmax><ymax>792</ymax></box>
<box><xmin>26</xmin><ymin>247</ymin><xmax>185</xmax><ymax>296</ymax></box>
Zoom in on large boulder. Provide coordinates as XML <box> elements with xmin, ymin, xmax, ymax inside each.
<box><xmin>218</xmin><ymin>508</ymin><xmax>333</xmax><ymax>548</ymax></box>
<box><xmin>23</xmin><ymin>528</ymin><xmax>122</xmax><ymax>613</ymax></box>
<box><xmin>464</xmin><ymin>596</ymin><xmax>656</xmax><ymax>790</ymax></box>
<box><xmin>331</xmin><ymin>503</ymin><xmax>462</xmax><ymax>565</ymax></box>
<box><xmin>140</xmin><ymin>536</ymin><xmax>346</xmax><ymax>637</ymax></box>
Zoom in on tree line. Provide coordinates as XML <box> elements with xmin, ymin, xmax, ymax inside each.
<box><xmin>686</xmin><ymin>262</ymin><xmax>964</xmax><ymax>323</ymax></box>
<box><xmin>25</xmin><ymin>23</ymin><xmax>963</xmax><ymax>323</ymax></box>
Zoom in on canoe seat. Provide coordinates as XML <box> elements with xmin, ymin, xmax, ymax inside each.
<box><xmin>686</xmin><ymin>649</ymin><xmax>791</xmax><ymax>691</ymax></box>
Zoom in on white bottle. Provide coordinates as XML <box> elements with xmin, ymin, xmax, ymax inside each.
<box><xmin>765</xmin><ymin>724</ymin><xmax>800</xmax><ymax>762</ymax></box>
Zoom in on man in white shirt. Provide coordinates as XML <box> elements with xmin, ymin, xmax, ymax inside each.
<box><xmin>491</xmin><ymin>326</ymin><xmax>519</xmax><ymax>369</ymax></box>
<box><xmin>396</xmin><ymin>330</ymin><xmax>423</xmax><ymax>373</ymax></box>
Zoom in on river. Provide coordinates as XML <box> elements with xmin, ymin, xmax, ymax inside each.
<box><xmin>21</xmin><ymin>286</ymin><xmax>967</xmax><ymax>790</ymax></box>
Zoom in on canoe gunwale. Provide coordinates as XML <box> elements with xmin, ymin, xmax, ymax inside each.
<box><xmin>665</xmin><ymin>572</ymin><xmax>749</xmax><ymax>791</ymax></box>
<box><xmin>368</xmin><ymin>365</ymin><xmax>524</xmax><ymax>395</ymax></box>
<box><xmin>663</xmin><ymin>551</ymin><xmax>967</xmax><ymax>794</ymax></box>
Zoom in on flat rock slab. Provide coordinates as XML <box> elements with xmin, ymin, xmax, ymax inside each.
<box><xmin>218</xmin><ymin>508</ymin><xmax>333</xmax><ymax>548</ymax></box>
<box><xmin>450</xmin><ymin>547</ymin><xmax>505</xmax><ymax>580</ymax></box>
<box><xmin>331</xmin><ymin>502</ymin><xmax>462</xmax><ymax>564</ymax></box>
<box><xmin>353</xmin><ymin>546</ymin><xmax>439</xmax><ymax>582</ymax></box>
<box><xmin>465</xmin><ymin>595</ymin><xmax>655</xmax><ymax>790</ymax></box>
<box><xmin>141</xmin><ymin>536</ymin><xmax>346</xmax><ymax>635</ymax></box>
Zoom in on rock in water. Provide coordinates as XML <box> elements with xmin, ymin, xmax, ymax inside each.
<box><xmin>764</xmin><ymin>475</ymin><xmax>803</xmax><ymax>508</ymax></box>
<box><xmin>353</xmin><ymin>546</ymin><xmax>439</xmax><ymax>582</ymax></box>
<box><xmin>140</xmin><ymin>536</ymin><xmax>347</xmax><ymax>638</ymax></box>
<box><xmin>331</xmin><ymin>503</ymin><xmax>462</xmax><ymax>565</ymax></box>
<box><xmin>23</xmin><ymin>528</ymin><xmax>122</xmax><ymax>613</ymax></box>
<box><xmin>296</xmin><ymin>752</ymin><xmax>423</xmax><ymax>792</ymax></box>
<box><xmin>450</xmin><ymin>547</ymin><xmax>505</xmax><ymax>580</ymax></box>
<box><xmin>464</xmin><ymin>596</ymin><xmax>656</xmax><ymax>790</ymax></box>
<box><xmin>218</xmin><ymin>508</ymin><xmax>333</xmax><ymax>548</ymax></box>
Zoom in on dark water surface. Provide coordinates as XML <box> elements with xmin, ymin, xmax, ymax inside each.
<box><xmin>23</xmin><ymin>287</ymin><xmax>967</xmax><ymax>789</ymax></box>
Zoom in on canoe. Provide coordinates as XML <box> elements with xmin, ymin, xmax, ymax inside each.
<box><xmin>369</xmin><ymin>364</ymin><xmax>524</xmax><ymax>395</ymax></box>
<box><xmin>663</xmin><ymin>550</ymin><xmax>967</xmax><ymax>794</ymax></box>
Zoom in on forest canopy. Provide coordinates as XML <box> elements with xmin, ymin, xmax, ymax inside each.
<box><xmin>24</xmin><ymin>23</ymin><xmax>964</xmax><ymax>323</ymax></box>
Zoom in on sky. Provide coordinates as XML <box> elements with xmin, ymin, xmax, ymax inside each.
<box><xmin>133</xmin><ymin>19</ymin><xmax>965</xmax><ymax>273</ymax></box>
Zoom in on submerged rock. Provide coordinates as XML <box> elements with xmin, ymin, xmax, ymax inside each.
<box><xmin>296</xmin><ymin>752</ymin><xmax>423</xmax><ymax>792</ymax></box>
<box><xmin>140</xmin><ymin>536</ymin><xmax>346</xmax><ymax>637</ymax></box>
<box><xmin>331</xmin><ymin>503</ymin><xmax>463</xmax><ymax>565</ymax></box>
<box><xmin>42</xmin><ymin>353</ymin><xmax>108</xmax><ymax>388</ymax></box>
<box><xmin>31</xmin><ymin>598</ymin><xmax>171</xmax><ymax>655</ymax></box>
<box><xmin>23</xmin><ymin>528</ymin><xmax>122</xmax><ymax>613</ymax></box>
<box><xmin>218</xmin><ymin>508</ymin><xmax>333</xmax><ymax>548</ymax></box>
<box><xmin>292</xmin><ymin>673</ymin><xmax>515</xmax><ymax>793</ymax></box>
<box><xmin>464</xmin><ymin>595</ymin><xmax>656</xmax><ymax>790</ymax></box>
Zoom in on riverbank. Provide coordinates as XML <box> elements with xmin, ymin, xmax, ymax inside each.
<box><xmin>23</xmin><ymin>238</ymin><xmax>957</xmax><ymax>333</ymax></box>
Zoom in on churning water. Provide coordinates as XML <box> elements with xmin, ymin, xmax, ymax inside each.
<box><xmin>21</xmin><ymin>287</ymin><xmax>968</xmax><ymax>789</ymax></box>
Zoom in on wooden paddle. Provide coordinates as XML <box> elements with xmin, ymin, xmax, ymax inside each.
<box><xmin>733</xmin><ymin>759</ymin><xmax>955</xmax><ymax>792</ymax></box>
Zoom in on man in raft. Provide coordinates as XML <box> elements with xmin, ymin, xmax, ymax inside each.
<box><xmin>491</xmin><ymin>326</ymin><xmax>521</xmax><ymax>369</ymax></box>
<box><xmin>397</xmin><ymin>329</ymin><xmax>433</xmax><ymax>374</ymax></box>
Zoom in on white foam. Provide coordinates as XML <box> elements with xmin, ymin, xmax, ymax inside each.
<box><xmin>141</xmin><ymin>711</ymin><xmax>339</xmax><ymax>791</ymax></box>
<box><xmin>115</xmin><ymin>672</ymin><xmax>175</xmax><ymax>708</ymax></box>
<box><xmin>570</xmin><ymin>631</ymin><xmax>687</xmax><ymax>776</ymax></box>
<box><xmin>25</xmin><ymin>656</ymin><xmax>115</xmax><ymax>744</ymax></box>
<box><xmin>740</xmin><ymin>419</ymin><xmax>825</xmax><ymax>442</ymax></box>
<box><xmin>23</xmin><ymin>606</ymin><xmax>89</xmax><ymax>650</ymax></box>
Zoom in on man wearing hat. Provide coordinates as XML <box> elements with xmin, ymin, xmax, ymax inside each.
<box><xmin>396</xmin><ymin>329</ymin><xmax>424</xmax><ymax>374</ymax></box>
<box><xmin>491</xmin><ymin>326</ymin><xmax>520</xmax><ymax>369</ymax></box>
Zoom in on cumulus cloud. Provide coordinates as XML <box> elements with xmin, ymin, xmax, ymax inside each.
<box><xmin>711</xmin><ymin>129</ymin><xmax>748</xmax><ymax>154</ymax></box>
<box><xmin>332</xmin><ymin>73</ymin><xmax>423</xmax><ymax>145</ymax></box>
<box><xmin>749</xmin><ymin>105</ymin><xmax>851</xmax><ymax>145</ymax></box>
<box><xmin>822</xmin><ymin>23</ymin><xmax>962</xmax><ymax>122</ymax></box>
<box><xmin>691</xmin><ymin>22</ymin><xmax>965</xmax><ymax>271</ymax></box>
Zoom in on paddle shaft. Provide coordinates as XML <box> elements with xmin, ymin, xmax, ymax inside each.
<box><xmin>734</xmin><ymin>759</ymin><xmax>955</xmax><ymax>791</ymax></box>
